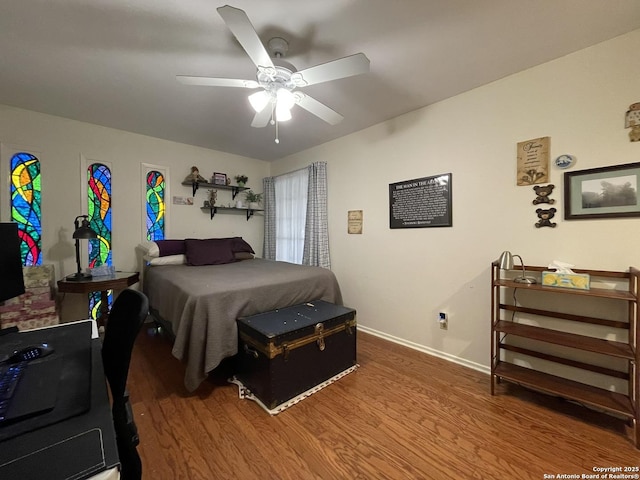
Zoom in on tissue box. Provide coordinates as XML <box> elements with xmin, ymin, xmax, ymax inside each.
<box><xmin>541</xmin><ymin>271</ymin><xmax>590</xmax><ymax>290</ymax></box>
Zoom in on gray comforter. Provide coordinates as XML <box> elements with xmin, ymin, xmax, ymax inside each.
<box><xmin>143</xmin><ymin>258</ymin><xmax>343</xmax><ymax>391</ymax></box>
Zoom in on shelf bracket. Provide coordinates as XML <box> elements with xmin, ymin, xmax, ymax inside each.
<box><xmin>246</xmin><ymin>209</ymin><xmax>254</xmax><ymax>221</ymax></box>
<box><xmin>231</xmin><ymin>187</ymin><xmax>240</xmax><ymax>199</ymax></box>
<box><xmin>210</xmin><ymin>206</ymin><xmax>217</xmax><ymax>220</ymax></box>
<box><xmin>191</xmin><ymin>181</ymin><xmax>199</xmax><ymax>196</ymax></box>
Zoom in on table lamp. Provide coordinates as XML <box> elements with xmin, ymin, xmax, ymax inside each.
<box><xmin>67</xmin><ymin>215</ymin><xmax>98</xmax><ymax>281</ymax></box>
<box><xmin>498</xmin><ymin>251</ymin><xmax>537</xmax><ymax>284</ymax></box>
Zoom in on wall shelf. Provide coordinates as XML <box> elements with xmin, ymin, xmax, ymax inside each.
<box><xmin>200</xmin><ymin>206</ymin><xmax>263</xmax><ymax>221</ymax></box>
<box><xmin>182</xmin><ymin>181</ymin><xmax>248</xmax><ymax>198</ymax></box>
<box><xmin>490</xmin><ymin>262</ymin><xmax>639</xmax><ymax>447</ymax></box>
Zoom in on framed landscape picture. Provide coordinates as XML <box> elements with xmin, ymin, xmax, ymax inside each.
<box><xmin>564</xmin><ymin>162</ymin><xmax>640</xmax><ymax>220</ymax></box>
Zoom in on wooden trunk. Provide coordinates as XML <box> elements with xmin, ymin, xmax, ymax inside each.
<box><xmin>235</xmin><ymin>300</ymin><xmax>357</xmax><ymax>411</ymax></box>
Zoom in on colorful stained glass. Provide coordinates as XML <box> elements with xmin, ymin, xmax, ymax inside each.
<box><xmin>87</xmin><ymin>163</ymin><xmax>112</xmax><ymax>320</ymax></box>
<box><xmin>10</xmin><ymin>152</ymin><xmax>42</xmax><ymax>266</ymax></box>
<box><xmin>146</xmin><ymin>171</ymin><xmax>165</xmax><ymax>241</ymax></box>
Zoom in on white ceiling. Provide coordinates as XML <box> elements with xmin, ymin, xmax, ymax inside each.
<box><xmin>1</xmin><ymin>1</ymin><xmax>640</xmax><ymax>161</ymax></box>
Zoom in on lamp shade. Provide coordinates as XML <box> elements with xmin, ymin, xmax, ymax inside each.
<box><xmin>73</xmin><ymin>218</ymin><xmax>98</xmax><ymax>239</ymax></box>
<box><xmin>275</xmin><ymin>88</ymin><xmax>294</xmax><ymax>122</ymax></box>
<box><xmin>275</xmin><ymin>104</ymin><xmax>292</xmax><ymax>122</ymax></box>
<box><xmin>276</xmin><ymin>88</ymin><xmax>295</xmax><ymax>110</ymax></box>
<box><xmin>248</xmin><ymin>90</ymin><xmax>270</xmax><ymax>113</ymax></box>
<box><xmin>498</xmin><ymin>251</ymin><xmax>514</xmax><ymax>270</ymax></box>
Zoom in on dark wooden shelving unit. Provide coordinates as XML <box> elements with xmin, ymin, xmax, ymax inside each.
<box><xmin>491</xmin><ymin>262</ymin><xmax>639</xmax><ymax>447</ymax></box>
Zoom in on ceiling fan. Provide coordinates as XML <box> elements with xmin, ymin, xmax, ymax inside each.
<box><xmin>177</xmin><ymin>5</ymin><xmax>370</xmax><ymax>143</ymax></box>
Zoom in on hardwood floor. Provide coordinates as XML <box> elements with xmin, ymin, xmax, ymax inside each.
<box><xmin>127</xmin><ymin>329</ymin><xmax>638</xmax><ymax>479</ymax></box>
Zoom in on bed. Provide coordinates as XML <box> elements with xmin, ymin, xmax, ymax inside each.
<box><xmin>138</xmin><ymin>238</ymin><xmax>343</xmax><ymax>392</ymax></box>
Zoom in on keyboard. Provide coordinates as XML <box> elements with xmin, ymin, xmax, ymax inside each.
<box><xmin>0</xmin><ymin>361</ymin><xmax>27</xmax><ymax>421</ymax></box>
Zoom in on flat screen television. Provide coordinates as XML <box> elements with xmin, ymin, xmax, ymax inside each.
<box><xmin>0</xmin><ymin>223</ymin><xmax>26</xmax><ymax>303</ymax></box>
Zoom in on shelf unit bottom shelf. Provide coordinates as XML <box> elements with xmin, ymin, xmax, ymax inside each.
<box><xmin>493</xmin><ymin>362</ymin><xmax>634</xmax><ymax>418</ymax></box>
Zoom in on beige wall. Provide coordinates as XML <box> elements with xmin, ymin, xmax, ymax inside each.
<box><xmin>1</xmin><ymin>29</ymin><xmax>638</xmax><ymax>374</ymax></box>
<box><xmin>0</xmin><ymin>106</ymin><xmax>269</xmax><ymax>319</ymax></box>
<box><xmin>272</xmin><ymin>29</ymin><xmax>640</xmax><ymax>373</ymax></box>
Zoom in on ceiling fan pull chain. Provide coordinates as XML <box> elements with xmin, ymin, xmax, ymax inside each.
<box><xmin>275</xmin><ymin>119</ymin><xmax>280</xmax><ymax>144</ymax></box>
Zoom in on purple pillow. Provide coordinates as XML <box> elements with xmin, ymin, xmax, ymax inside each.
<box><xmin>156</xmin><ymin>239</ymin><xmax>186</xmax><ymax>257</ymax></box>
<box><xmin>231</xmin><ymin>237</ymin><xmax>255</xmax><ymax>254</ymax></box>
<box><xmin>185</xmin><ymin>238</ymin><xmax>236</xmax><ymax>266</ymax></box>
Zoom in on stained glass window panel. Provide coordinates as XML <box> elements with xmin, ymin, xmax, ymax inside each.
<box><xmin>146</xmin><ymin>171</ymin><xmax>165</xmax><ymax>241</ymax></box>
<box><xmin>10</xmin><ymin>152</ymin><xmax>42</xmax><ymax>266</ymax></box>
<box><xmin>87</xmin><ymin>163</ymin><xmax>112</xmax><ymax>320</ymax></box>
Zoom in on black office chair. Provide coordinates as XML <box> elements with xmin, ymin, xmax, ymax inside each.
<box><xmin>101</xmin><ymin>288</ymin><xmax>149</xmax><ymax>480</ymax></box>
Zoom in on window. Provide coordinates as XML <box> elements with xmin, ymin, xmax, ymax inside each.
<box><xmin>275</xmin><ymin>169</ymin><xmax>308</xmax><ymax>264</ymax></box>
<box><xmin>10</xmin><ymin>152</ymin><xmax>41</xmax><ymax>266</ymax></box>
<box><xmin>146</xmin><ymin>170</ymin><xmax>165</xmax><ymax>241</ymax></box>
<box><xmin>87</xmin><ymin>163</ymin><xmax>112</xmax><ymax>319</ymax></box>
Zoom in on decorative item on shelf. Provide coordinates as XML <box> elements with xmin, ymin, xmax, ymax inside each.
<box><xmin>66</xmin><ymin>215</ymin><xmax>98</xmax><ymax>281</ymax></box>
<box><xmin>203</xmin><ymin>200</ymin><xmax>211</xmax><ymax>208</ymax></box>
<box><xmin>235</xmin><ymin>198</ymin><xmax>245</xmax><ymax>208</ymax></box>
<box><xmin>244</xmin><ymin>190</ymin><xmax>263</xmax><ymax>209</ymax></box>
<box><xmin>497</xmin><ymin>251</ymin><xmax>537</xmax><ymax>284</ymax></box>
<box><xmin>212</xmin><ymin>172</ymin><xmax>227</xmax><ymax>185</ymax></box>
<box><xmin>208</xmin><ymin>189</ymin><xmax>217</xmax><ymax>206</ymax></box>
<box><xmin>532</xmin><ymin>184</ymin><xmax>555</xmax><ymax>205</ymax></box>
<box><xmin>535</xmin><ymin>208</ymin><xmax>557</xmax><ymax>228</ymax></box>
<box><xmin>625</xmin><ymin>102</ymin><xmax>640</xmax><ymax>142</ymax></box>
<box><xmin>226</xmin><ymin>176</ymin><xmax>231</xmax><ymax>185</ymax></box>
<box><xmin>184</xmin><ymin>166</ymin><xmax>207</xmax><ymax>183</ymax></box>
<box><xmin>541</xmin><ymin>260</ymin><xmax>590</xmax><ymax>290</ymax></box>
<box><xmin>235</xmin><ymin>175</ymin><xmax>248</xmax><ymax>188</ymax></box>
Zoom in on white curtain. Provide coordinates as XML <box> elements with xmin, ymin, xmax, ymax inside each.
<box><xmin>274</xmin><ymin>169</ymin><xmax>308</xmax><ymax>264</ymax></box>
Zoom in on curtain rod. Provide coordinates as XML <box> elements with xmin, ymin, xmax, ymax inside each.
<box><xmin>269</xmin><ymin>161</ymin><xmax>325</xmax><ymax>179</ymax></box>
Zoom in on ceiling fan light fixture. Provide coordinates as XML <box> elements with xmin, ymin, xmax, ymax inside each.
<box><xmin>180</xmin><ymin>5</ymin><xmax>370</xmax><ymax>141</ymax></box>
<box><xmin>248</xmin><ymin>90</ymin><xmax>270</xmax><ymax>113</ymax></box>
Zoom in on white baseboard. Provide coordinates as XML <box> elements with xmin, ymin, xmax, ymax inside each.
<box><xmin>358</xmin><ymin>325</ymin><xmax>490</xmax><ymax>376</ymax></box>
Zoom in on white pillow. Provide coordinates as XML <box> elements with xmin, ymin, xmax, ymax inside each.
<box><xmin>138</xmin><ymin>241</ymin><xmax>159</xmax><ymax>257</ymax></box>
<box><xmin>146</xmin><ymin>254</ymin><xmax>186</xmax><ymax>266</ymax></box>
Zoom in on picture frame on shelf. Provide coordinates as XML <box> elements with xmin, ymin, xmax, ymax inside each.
<box><xmin>212</xmin><ymin>172</ymin><xmax>227</xmax><ymax>185</ymax></box>
<box><xmin>564</xmin><ymin>162</ymin><xmax>640</xmax><ymax>220</ymax></box>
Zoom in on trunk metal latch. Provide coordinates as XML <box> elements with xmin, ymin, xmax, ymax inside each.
<box><xmin>315</xmin><ymin>323</ymin><xmax>326</xmax><ymax>351</ymax></box>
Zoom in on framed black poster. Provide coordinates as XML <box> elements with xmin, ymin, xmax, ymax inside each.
<box><xmin>389</xmin><ymin>173</ymin><xmax>452</xmax><ymax>229</ymax></box>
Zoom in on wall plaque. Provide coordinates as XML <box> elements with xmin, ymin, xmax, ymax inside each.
<box><xmin>389</xmin><ymin>174</ymin><xmax>452</xmax><ymax>229</ymax></box>
<box><xmin>517</xmin><ymin>136</ymin><xmax>550</xmax><ymax>185</ymax></box>
<box><xmin>348</xmin><ymin>210</ymin><xmax>363</xmax><ymax>234</ymax></box>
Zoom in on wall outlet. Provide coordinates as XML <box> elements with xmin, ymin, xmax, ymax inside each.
<box><xmin>439</xmin><ymin>312</ymin><xmax>448</xmax><ymax>330</ymax></box>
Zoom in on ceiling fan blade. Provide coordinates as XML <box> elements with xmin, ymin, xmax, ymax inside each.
<box><xmin>251</xmin><ymin>104</ymin><xmax>272</xmax><ymax>128</ymax></box>
<box><xmin>296</xmin><ymin>94</ymin><xmax>344</xmax><ymax>125</ymax></box>
<box><xmin>217</xmin><ymin>5</ymin><xmax>274</xmax><ymax>70</ymax></box>
<box><xmin>291</xmin><ymin>53</ymin><xmax>370</xmax><ymax>87</ymax></box>
<box><xmin>176</xmin><ymin>76</ymin><xmax>259</xmax><ymax>88</ymax></box>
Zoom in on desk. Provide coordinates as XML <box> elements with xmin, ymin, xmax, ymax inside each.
<box><xmin>58</xmin><ymin>272</ymin><xmax>139</xmax><ymax>328</ymax></box>
<box><xmin>0</xmin><ymin>320</ymin><xmax>119</xmax><ymax>479</ymax></box>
